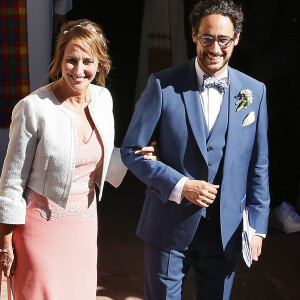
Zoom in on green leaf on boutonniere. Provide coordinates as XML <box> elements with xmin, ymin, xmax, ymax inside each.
<box><xmin>235</xmin><ymin>89</ymin><xmax>254</xmax><ymax>112</ymax></box>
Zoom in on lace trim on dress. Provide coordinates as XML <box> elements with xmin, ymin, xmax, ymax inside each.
<box><xmin>25</xmin><ymin>188</ymin><xmax>97</xmax><ymax>222</ymax></box>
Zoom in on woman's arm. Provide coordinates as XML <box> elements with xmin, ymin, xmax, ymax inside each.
<box><xmin>0</xmin><ymin>98</ymin><xmax>38</xmax><ymax>224</ymax></box>
<box><xmin>0</xmin><ymin>223</ymin><xmax>15</xmax><ymax>277</ymax></box>
<box><xmin>105</xmin><ymin>141</ymin><xmax>159</xmax><ymax>188</ymax></box>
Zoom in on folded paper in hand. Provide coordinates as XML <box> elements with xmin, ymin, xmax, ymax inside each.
<box><xmin>242</xmin><ymin>207</ymin><xmax>256</xmax><ymax>268</ymax></box>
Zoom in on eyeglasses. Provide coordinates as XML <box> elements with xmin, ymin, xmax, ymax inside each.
<box><xmin>196</xmin><ymin>35</ymin><xmax>235</xmax><ymax>49</ymax></box>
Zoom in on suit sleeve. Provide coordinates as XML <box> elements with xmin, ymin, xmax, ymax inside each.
<box><xmin>121</xmin><ymin>74</ymin><xmax>184</xmax><ymax>203</ymax></box>
<box><xmin>247</xmin><ymin>83</ymin><xmax>270</xmax><ymax>234</ymax></box>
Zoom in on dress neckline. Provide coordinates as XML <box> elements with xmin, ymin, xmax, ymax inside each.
<box><xmin>78</xmin><ymin>128</ymin><xmax>95</xmax><ymax>145</ymax></box>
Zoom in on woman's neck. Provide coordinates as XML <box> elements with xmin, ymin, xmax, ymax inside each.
<box><xmin>52</xmin><ymin>80</ymin><xmax>91</xmax><ymax>113</ymax></box>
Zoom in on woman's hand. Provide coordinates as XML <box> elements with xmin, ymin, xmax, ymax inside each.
<box><xmin>0</xmin><ymin>250</ymin><xmax>15</xmax><ymax>277</ymax></box>
<box><xmin>0</xmin><ymin>224</ymin><xmax>15</xmax><ymax>277</ymax></box>
<box><xmin>135</xmin><ymin>140</ymin><xmax>159</xmax><ymax>161</ymax></box>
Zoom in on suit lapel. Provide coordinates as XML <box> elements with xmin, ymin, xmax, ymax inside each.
<box><xmin>223</xmin><ymin>67</ymin><xmax>244</xmax><ymax>171</ymax></box>
<box><xmin>182</xmin><ymin>59</ymin><xmax>208</xmax><ymax>163</ymax></box>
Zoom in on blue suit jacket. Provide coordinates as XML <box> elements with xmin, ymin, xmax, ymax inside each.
<box><xmin>121</xmin><ymin>59</ymin><xmax>270</xmax><ymax>260</ymax></box>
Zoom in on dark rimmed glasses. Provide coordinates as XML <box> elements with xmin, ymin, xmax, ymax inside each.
<box><xmin>196</xmin><ymin>35</ymin><xmax>235</xmax><ymax>49</ymax></box>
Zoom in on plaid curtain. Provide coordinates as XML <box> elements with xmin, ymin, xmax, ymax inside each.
<box><xmin>0</xmin><ymin>0</ymin><xmax>30</xmax><ymax>127</ymax></box>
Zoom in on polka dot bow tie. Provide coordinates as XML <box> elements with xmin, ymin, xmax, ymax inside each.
<box><xmin>202</xmin><ymin>74</ymin><xmax>230</xmax><ymax>93</ymax></box>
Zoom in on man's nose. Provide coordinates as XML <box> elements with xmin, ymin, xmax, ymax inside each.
<box><xmin>209</xmin><ymin>39</ymin><xmax>222</xmax><ymax>53</ymax></box>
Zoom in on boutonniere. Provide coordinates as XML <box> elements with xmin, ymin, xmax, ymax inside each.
<box><xmin>235</xmin><ymin>89</ymin><xmax>253</xmax><ymax>112</ymax></box>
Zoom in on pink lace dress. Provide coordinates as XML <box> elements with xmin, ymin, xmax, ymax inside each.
<box><xmin>12</xmin><ymin>129</ymin><xmax>103</xmax><ymax>300</ymax></box>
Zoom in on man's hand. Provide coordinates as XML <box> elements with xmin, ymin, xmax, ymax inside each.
<box><xmin>251</xmin><ymin>235</ymin><xmax>263</xmax><ymax>261</ymax></box>
<box><xmin>182</xmin><ymin>179</ymin><xmax>219</xmax><ymax>207</ymax></box>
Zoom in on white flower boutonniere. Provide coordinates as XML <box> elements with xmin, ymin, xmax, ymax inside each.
<box><xmin>235</xmin><ymin>89</ymin><xmax>253</xmax><ymax>112</ymax></box>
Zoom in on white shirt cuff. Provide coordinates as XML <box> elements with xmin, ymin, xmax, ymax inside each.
<box><xmin>169</xmin><ymin>177</ymin><xmax>189</xmax><ymax>204</ymax></box>
<box><xmin>255</xmin><ymin>232</ymin><xmax>266</xmax><ymax>238</ymax></box>
<box><xmin>249</xmin><ymin>224</ymin><xmax>266</xmax><ymax>238</ymax></box>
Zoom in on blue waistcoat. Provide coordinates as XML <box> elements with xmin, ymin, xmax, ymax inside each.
<box><xmin>201</xmin><ymin>91</ymin><xmax>229</xmax><ymax>219</ymax></box>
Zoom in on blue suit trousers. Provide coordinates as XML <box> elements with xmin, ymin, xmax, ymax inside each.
<box><xmin>144</xmin><ymin>217</ymin><xmax>238</xmax><ymax>300</ymax></box>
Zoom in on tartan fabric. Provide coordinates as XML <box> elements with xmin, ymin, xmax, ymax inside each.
<box><xmin>0</xmin><ymin>0</ymin><xmax>30</xmax><ymax>127</ymax></box>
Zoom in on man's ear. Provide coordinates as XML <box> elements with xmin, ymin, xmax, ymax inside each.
<box><xmin>192</xmin><ymin>29</ymin><xmax>198</xmax><ymax>44</ymax></box>
<box><xmin>234</xmin><ymin>32</ymin><xmax>240</xmax><ymax>46</ymax></box>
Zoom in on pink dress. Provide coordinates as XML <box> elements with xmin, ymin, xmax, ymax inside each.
<box><xmin>12</xmin><ymin>129</ymin><xmax>103</xmax><ymax>300</ymax></box>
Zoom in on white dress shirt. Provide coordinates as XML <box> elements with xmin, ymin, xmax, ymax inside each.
<box><xmin>169</xmin><ymin>58</ymin><xmax>227</xmax><ymax>203</ymax></box>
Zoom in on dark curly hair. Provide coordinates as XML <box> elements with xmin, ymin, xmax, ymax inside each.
<box><xmin>189</xmin><ymin>0</ymin><xmax>244</xmax><ymax>34</ymax></box>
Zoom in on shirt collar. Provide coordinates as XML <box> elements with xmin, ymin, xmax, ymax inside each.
<box><xmin>194</xmin><ymin>58</ymin><xmax>228</xmax><ymax>89</ymax></box>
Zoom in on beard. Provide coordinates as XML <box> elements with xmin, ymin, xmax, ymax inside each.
<box><xmin>197</xmin><ymin>49</ymin><xmax>232</xmax><ymax>76</ymax></box>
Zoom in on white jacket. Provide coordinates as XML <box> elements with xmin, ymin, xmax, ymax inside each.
<box><xmin>0</xmin><ymin>83</ymin><xmax>127</xmax><ymax>224</ymax></box>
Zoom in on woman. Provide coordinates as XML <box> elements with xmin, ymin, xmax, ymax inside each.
<box><xmin>0</xmin><ymin>19</ymin><xmax>156</xmax><ymax>299</ymax></box>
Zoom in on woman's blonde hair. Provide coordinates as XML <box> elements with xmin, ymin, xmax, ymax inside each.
<box><xmin>49</xmin><ymin>19</ymin><xmax>111</xmax><ymax>87</ymax></box>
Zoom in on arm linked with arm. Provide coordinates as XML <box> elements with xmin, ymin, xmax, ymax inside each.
<box><xmin>121</xmin><ymin>74</ymin><xmax>184</xmax><ymax>203</ymax></box>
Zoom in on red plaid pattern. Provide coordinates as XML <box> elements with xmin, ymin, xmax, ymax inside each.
<box><xmin>0</xmin><ymin>0</ymin><xmax>30</xmax><ymax>127</ymax></box>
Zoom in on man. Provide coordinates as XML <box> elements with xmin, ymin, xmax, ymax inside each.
<box><xmin>121</xmin><ymin>0</ymin><xmax>270</xmax><ymax>299</ymax></box>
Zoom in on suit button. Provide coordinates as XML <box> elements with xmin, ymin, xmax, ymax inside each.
<box><xmin>208</xmin><ymin>163</ymin><xmax>212</xmax><ymax>166</ymax></box>
<box><xmin>150</xmin><ymin>188</ymin><xmax>161</xmax><ymax>197</ymax></box>
<box><xmin>207</xmin><ymin>147</ymin><xmax>213</xmax><ymax>151</ymax></box>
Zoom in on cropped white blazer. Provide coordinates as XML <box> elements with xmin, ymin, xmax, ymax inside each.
<box><xmin>0</xmin><ymin>83</ymin><xmax>127</xmax><ymax>224</ymax></box>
